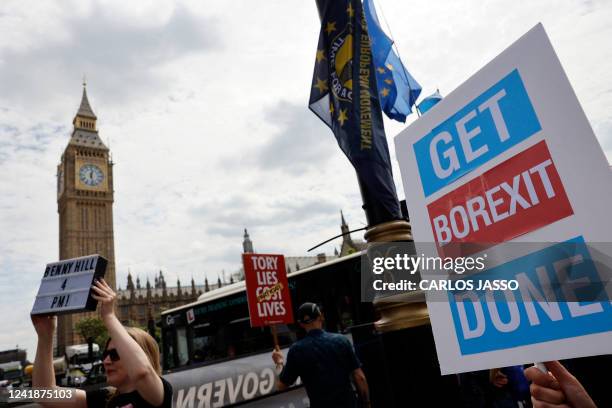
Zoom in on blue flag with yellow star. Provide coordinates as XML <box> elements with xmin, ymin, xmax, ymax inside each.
<box><xmin>364</xmin><ymin>0</ymin><xmax>421</xmax><ymax>122</ymax></box>
<box><xmin>418</xmin><ymin>89</ymin><xmax>443</xmax><ymax>114</ymax></box>
<box><xmin>309</xmin><ymin>0</ymin><xmax>402</xmax><ymax>225</ymax></box>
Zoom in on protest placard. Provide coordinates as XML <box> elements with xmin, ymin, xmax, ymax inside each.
<box><xmin>31</xmin><ymin>254</ymin><xmax>107</xmax><ymax>315</ymax></box>
<box><xmin>242</xmin><ymin>254</ymin><xmax>294</xmax><ymax>327</ymax></box>
<box><xmin>394</xmin><ymin>23</ymin><xmax>612</xmax><ymax>374</ymax></box>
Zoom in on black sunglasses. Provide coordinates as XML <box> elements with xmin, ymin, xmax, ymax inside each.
<box><xmin>102</xmin><ymin>348</ymin><xmax>120</xmax><ymax>362</ymax></box>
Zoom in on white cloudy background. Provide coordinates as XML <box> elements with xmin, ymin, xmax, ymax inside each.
<box><xmin>1</xmin><ymin>0</ymin><xmax>611</xmax><ymax>358</ymax></box>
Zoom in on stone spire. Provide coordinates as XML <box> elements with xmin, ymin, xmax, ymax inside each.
<box><xmin>77</xmin><ymin>85</ymin><xmax>96</xmax><ymax>118</ymax></box>
<box><xmin>243</xmin><ymin>228</ymin><xmax>254</xmax><ymax>253</ymax></box>
<box><xmin>136</xmin><ymin>276</ymin><xmax>141</xmax><ymax>290</ymax></box>
<box><xmin>177</xmin><ymin>279</ymin><xmax>182</xmax><ymax>297</ymax></box>
<box><xmin>341</xmin><ymin>210</ymin><xmax>349</xmax><ymax>235</ymax></box>
<box><xmin>159</xmin><ymin>271</ymin><xmax>166</xmax><ymax>289</ymax></box>
<box><xmin>127</xmin><ymin>270</ymin><xmax>135</xmax><ymax>292</ymax></box>
<box><xmin>146</xmin><ymin>278</ymin><xmax>151</xmax><ymax>298</ymax></box>
<box><xmin>340</xmin><ymin>210</ymin><xmax>355</xmax><ymax>247</ymax></box>
<box><xmin>161</xmin><ymin>273</ymin><xmax>167</xmax><ymax>298</ymax></box>
<box><xmin>339</xmin><ymin>210</ymin><xmax>362</xmax><ymax>256</ymax></box>
<box><xmin>191</xmin><ymin>277</ymin><xmax>196</xmax><ymax>295</ymax></box>
<box><xmin>73</xmin><ymin>81</ymin><xmax>97</xmax><ymax>131</ymax></box>
<box><xmin>205</xmin><ymin>277</ymin><xmax>210</xmax><ymax>292</ymax></box>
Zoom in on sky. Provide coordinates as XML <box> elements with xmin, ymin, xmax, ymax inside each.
<box><xmin>1</xmin><ymin>0</ymin><xmax>611</xmax><ymax>359</ymax></box>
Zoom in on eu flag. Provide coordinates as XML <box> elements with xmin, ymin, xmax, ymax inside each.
<box><xmin>309</xmin><ymin>0</ymin><xmax>402</xmax><ymax>225</ymax></box>
<box><xmin>417</xmin><ymin>89</ymin><xmax>443</xmax><ymax>114</ymax></box>
<box><xmin>364</xmin><ymin>0</ymin><xmax>421</xmax><ymax>122</ymax></box>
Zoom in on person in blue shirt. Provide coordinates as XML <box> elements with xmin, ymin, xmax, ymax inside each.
<box><xmin>271</xmin><ymin>302</ymin><xmax>370</xmax><ymax>407</ymax></box>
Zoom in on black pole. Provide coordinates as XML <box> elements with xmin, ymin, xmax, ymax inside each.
<box><xmin>357</xmin><ymin>173</ymin><xmax>401</xmax><ymax>228</ymax></box>
<box><xmin>148</xmin><ymin>318</ymin><xmax>156</xmax><ymax>341</ymax></box>
<box><xmin>87</xmin><ymin>337</ymin><xmax>94</xmax><ymax>364</ymax></box>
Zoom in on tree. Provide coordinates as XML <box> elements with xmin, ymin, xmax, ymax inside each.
<box><xmin>75</xmin><ymin>317</ymin><xmax>108</xmax><ymax>348</ymax></box>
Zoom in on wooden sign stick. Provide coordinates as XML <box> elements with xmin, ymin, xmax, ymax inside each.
<box><xmin>271</xmin><ymin>324</ymin><xmax>282</xmax><ymax>370</ymax></box>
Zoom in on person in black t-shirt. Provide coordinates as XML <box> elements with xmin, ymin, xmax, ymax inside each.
<box><xmin>32</xmin><ymin>278</ymin><xmax>172</xmax><ymax>408</ymax></box>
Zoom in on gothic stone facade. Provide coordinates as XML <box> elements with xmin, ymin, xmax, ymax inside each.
<box><xmin>116</xmin><ymin>271</ymin><xmax>221</xmax><ymax>329</ymax></box>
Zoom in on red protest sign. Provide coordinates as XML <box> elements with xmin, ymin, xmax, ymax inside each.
<box><xmin>242</xmin><ymin>253</ymin><xmax>294</xmax><ymax>327</ymax></box>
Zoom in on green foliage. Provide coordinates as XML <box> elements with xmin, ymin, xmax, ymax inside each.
<box><xmin>75</xmin><ymin>317</ymin><xmax>108</xmax><ymax>347</ymax></box>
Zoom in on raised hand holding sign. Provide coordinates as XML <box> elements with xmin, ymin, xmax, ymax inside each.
<box><xmin>91</xmin><ymin>277</ymin><xmax>116</xmax><ymax>319</ymax></box>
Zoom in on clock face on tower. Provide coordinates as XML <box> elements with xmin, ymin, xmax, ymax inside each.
<box><xmin>79</xmin><ymin>164</ymin><xmax>104</xmax><ymax>187</ymax></box>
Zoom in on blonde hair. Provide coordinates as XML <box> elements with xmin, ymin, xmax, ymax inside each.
<box><xmin>125</xmin><ymin>327</ymin><xmax>162</xmax><ymax>375</ymax></box>
<box><xmin>105</xmin><ymin>327</ymin><xmax>162</xmax><ymax>375</ymax></box>
<box><xmin>104</xmin><ymin>327</ymin><xmax>162</xmax><ymax>406</ymax></box>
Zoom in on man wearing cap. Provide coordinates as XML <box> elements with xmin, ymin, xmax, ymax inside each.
<box><xmin>271</xmin><ymin>302</ymin><xmax>370</xmax><ymax>407</ymax></box>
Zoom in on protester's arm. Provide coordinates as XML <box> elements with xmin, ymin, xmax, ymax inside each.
<box><xmin>524</xmin><ymin>361</ymin><xmax>596</xmax><ymax>408</ymax></box>
<box><xmin>272</xmin><ymin>346</ymin><xmax>297</xmax><ymax>390</ymax></box>
<box><xmin>92</xmin><ymin>278</ymin><xmax>165</xmax><ymax>407</ymax></box>
<box><xmin>32</xmin><ymin>315</ymin><xmax>57</xmax><ymax>389</ymax></box>
<box><xmin>271</xmin><ymin>346</ymin><xmax>288</xmax><ymax>390</ymax></box>
<box><xmin>31</xmin><ymin>315</ymin><xmax>87</xmax><ymax>408</ymax></box>
<box><xmin>352</xmin><ymin>368</ymin><xmax>370</xmax><ymax>407</ymax></box>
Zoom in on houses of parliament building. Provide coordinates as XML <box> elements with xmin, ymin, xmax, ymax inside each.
<box><xmin>55</xmin><ymin>85</ymin><xmax>362</xmax><ymax>352</ymax></box>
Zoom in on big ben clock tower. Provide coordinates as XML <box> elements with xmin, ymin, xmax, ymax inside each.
<box><xmin>56</xmin><ymin>83</ymin><xmax>116</xmax><ymax>353</ymax></box>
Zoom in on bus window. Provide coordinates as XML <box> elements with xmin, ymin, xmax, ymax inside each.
<box><xmin>338</xmin><ymin>295</ymin><xmax>355</xmax><ymax>331</ymax></box>
<box><xmin>192</xmin><ymin>323</ymin><xmax>217</xmax><ymax>363</ymax></box>
<box><xmin>226</xmin><ymin>319</ymin><xmax>296</xmax><ymax>356</ymax></box>
<box><xmin>187</xmin><ymin>318</ymin><xmax>298</xmax><ymax>366</ymax></box>
<box><xmin>176</xmin><ymin>327</ymin><xmax>189</xmax><ymax>367</ymax></box>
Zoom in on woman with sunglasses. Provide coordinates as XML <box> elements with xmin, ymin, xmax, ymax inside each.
<box><xmin>31</xmin><ymin>278</ymin><xmax>173</xmax><ymax>408</ymax></box>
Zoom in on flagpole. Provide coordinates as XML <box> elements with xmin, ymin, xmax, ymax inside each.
<box><xmin>357</xmin><ymin>174</ymin><xmax>383</xmax><ymax>228</ymax></box>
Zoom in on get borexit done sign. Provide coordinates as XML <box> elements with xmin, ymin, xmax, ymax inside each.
<box><xmin>32</xmin><ymin>254</ymin><xmax>107</xmax><ymax>315</ymax></box>
<box><xmin>394</xmin><ymin>24</ymin><xmax>612</xmax><ymax>374</ymax></box>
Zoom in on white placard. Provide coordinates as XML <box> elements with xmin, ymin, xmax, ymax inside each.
<box><xmin>394</xmin><ymin>24</ymin><xmax>612</xmax><ymax>374</ymax></box>
<box><xmin>31</xmin><ymin>254</ymin><xmax>107</xmax><ymax>315</ymax></box>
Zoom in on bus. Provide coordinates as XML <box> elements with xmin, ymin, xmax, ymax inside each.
<box><xmin>160</xmin><ymin>251</ymin><xmax>376</xmax><ymax>407</ymax></box>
